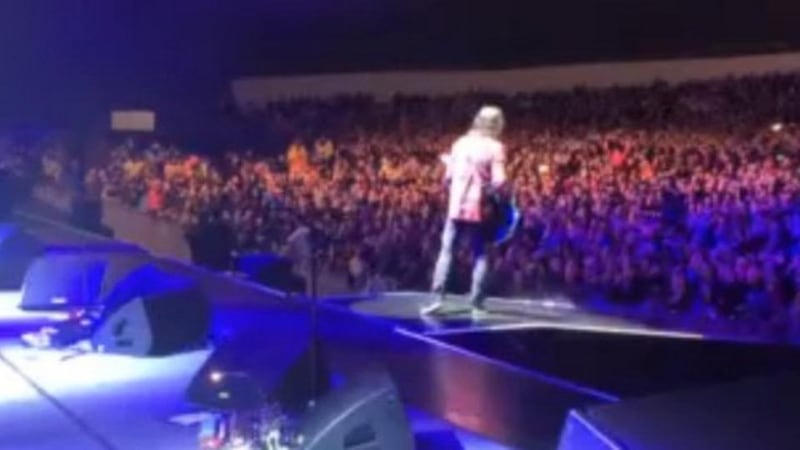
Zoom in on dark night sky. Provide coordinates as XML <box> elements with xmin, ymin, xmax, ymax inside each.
<box><xmin>0</xmin><ymin>0</ymin><xmax>798</xmax><ymax>126</ymax></box>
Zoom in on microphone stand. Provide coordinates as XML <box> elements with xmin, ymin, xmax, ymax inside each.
<box><xmin>306</xmin><ymin>221</ymin><xmax>321</xmax><ymax>407</ymax></box>
<box><xmin>265</xmin><ymin>193</ymin><xmax>326</xmax><ymax>408</ymax></box>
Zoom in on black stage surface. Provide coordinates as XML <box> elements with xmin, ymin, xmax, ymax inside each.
<box><xmin>4</xmin><ymin>212</ymin><xmax>800</xmax><ymax>449</ymax></box>
<box><xmin>562</xmin><ymin>373</ymin><xmax>800</xmax><ymax>450</ymax></box>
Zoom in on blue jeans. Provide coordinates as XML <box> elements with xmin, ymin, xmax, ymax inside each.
<box><xmin>431</xmin><ymin>219</ymin><xmax>490</xmax><ymax>305</ymax></box>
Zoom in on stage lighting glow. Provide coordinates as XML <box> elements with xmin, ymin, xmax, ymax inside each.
<box><xmin>0</xmin><ymin>356</ymin><xmax>43</xmax><ymax>403</ymax></box>
<box><xmin>772</xmin><ymin>122</ymin><xmax>784</xmax><ymax>132</ymax></box>
<box><xmin>563</xmin><ymin>409</ymin><xmax>625</xmax><ymax>450</ymax></box>
<box><xmin>210</xmin><ymin>370</ymin><xmax>224</xmax><ymax>383</ymax></box>
<box><xmin>0</xmin><ymin>343</ymin><xmax>210</xmax><ymax>398</ymax></box>
<box><xmin>491</xmin><ymin>295</ymin><xmax>577</xmax><ymax>312</ymax></box>
<box><xmin>542</xmin><ymin>299</ymin><xmax>562</xmax><ymax>309</ymax></box>
<box><xmin>0</xmin><ymin>291</ymin><xmax>69</xmax><ymax>322</ymax></box>
<box><xmin>219</xmin><ymin>391</ymin><xmax>231</xmax><ymax>400</ymax></box>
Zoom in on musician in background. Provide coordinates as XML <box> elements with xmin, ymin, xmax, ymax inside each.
<box><xmin>421</xmin><ymin>106</ymin><xmax>508</xmax><ymax>319</ymax></box>
<box><xmin>284</xmin><ymin>223</ymin><xmax>311</xmax><ymax>292</ymax></box>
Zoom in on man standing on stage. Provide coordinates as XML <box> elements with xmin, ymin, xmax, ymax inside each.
<box><xmin>284</xmin><ymin>222</ymin><xmax>312</xmax><ymax>292</ymax></box>
<box><xmin>421</xmin><ymin>105</ymin><xmax>508</xmax><ymax>319</ymax></box>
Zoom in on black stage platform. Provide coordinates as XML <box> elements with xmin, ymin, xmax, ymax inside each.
<box><xmin>560</xmin><ymin>373</ymin><xmax>800</xmax><ymax>450</ymax></box>
<box><xmin>320</xmin><ymin>292</ymin><xmax>800</xmax><ymax>448</ymax></box>
<box><xmin>4</xmin><ymin>213</ymin><xmax>800</xmax><ymax>449</ymax></box>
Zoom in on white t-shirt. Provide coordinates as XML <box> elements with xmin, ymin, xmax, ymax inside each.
<box><xmin>285</xmin><ymin>226</ymin><xmax>311</xmax><ymax>277</ymax></box>
<box><xmin>445</xmin><ymin>132</ymin><xmax>507</xmax><ymax>222</ymax></box>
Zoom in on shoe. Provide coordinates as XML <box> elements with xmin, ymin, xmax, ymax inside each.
<box><xmin>470</xmin><ymin>304</ymin><xmax>489</xmax><ymax>321</ymax></box>
<box><xmin>420</xmin><ymin>301</ymin><xmax>445</xmax><ymax>316</ymax></box>
<box><xmin>420</xmin><ymin>297</ymin><xmax>445</xmax><ymax>316</ymax></box>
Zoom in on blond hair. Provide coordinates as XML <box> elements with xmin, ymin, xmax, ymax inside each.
<box><xmin>472</xmin><ymin>105</ymin><xmax>505</xmax><ymax>137</ymax></box>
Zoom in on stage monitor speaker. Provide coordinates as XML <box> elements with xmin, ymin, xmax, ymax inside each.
<box><xmin>91</xmin><ymin>265</ymin><xmax>211</xmax><ymax>356</ymax></box>
<box><xmin>20</xmin><ymin>243</ymin><xmax>150</xmax><ymax>311</ymax></box>
<box><xmin>298</xmin><ymin>371</ymin><xmax>414</xmax><ymax>450</ymax></box>
<box><xmin>187</xmin><ymin>331</ymin><xmax>331</xmax><ymax>414</ymax></box>
<box><xmin>558</xmin><ymin>372</ymin><xmax>800</xmax><ymax>450</ymax></box>
<box><xmin>0</xmin><ymin>224</ymin><xmax>44</xmax><ymax>290</ymax></box>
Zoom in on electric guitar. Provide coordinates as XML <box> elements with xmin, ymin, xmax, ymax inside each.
<box><xmin>482</xmin><ymin>189</ymin><xmax>521</xmax><ymax>244</ymax></box>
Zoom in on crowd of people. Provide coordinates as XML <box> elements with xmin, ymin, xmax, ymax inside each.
<box><xmin>0</xmin><ymin>133</ymin><xmax>62</xmax><ymax>219</ymax></box>
<box><xmin>81</xmin><ymin>72</ymin><xmax>800</xmax><ymax>339</ymax></box>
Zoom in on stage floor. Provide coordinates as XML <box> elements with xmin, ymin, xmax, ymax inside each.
<box><xmin>0</xmin><ymin>340</ymin><xmax>208</xmax><ymax>450</ymax></box>
<box><xmin>346</xmin><ymin>290</ymin><xmax>703</xmax><ymax>340</ymax></box>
